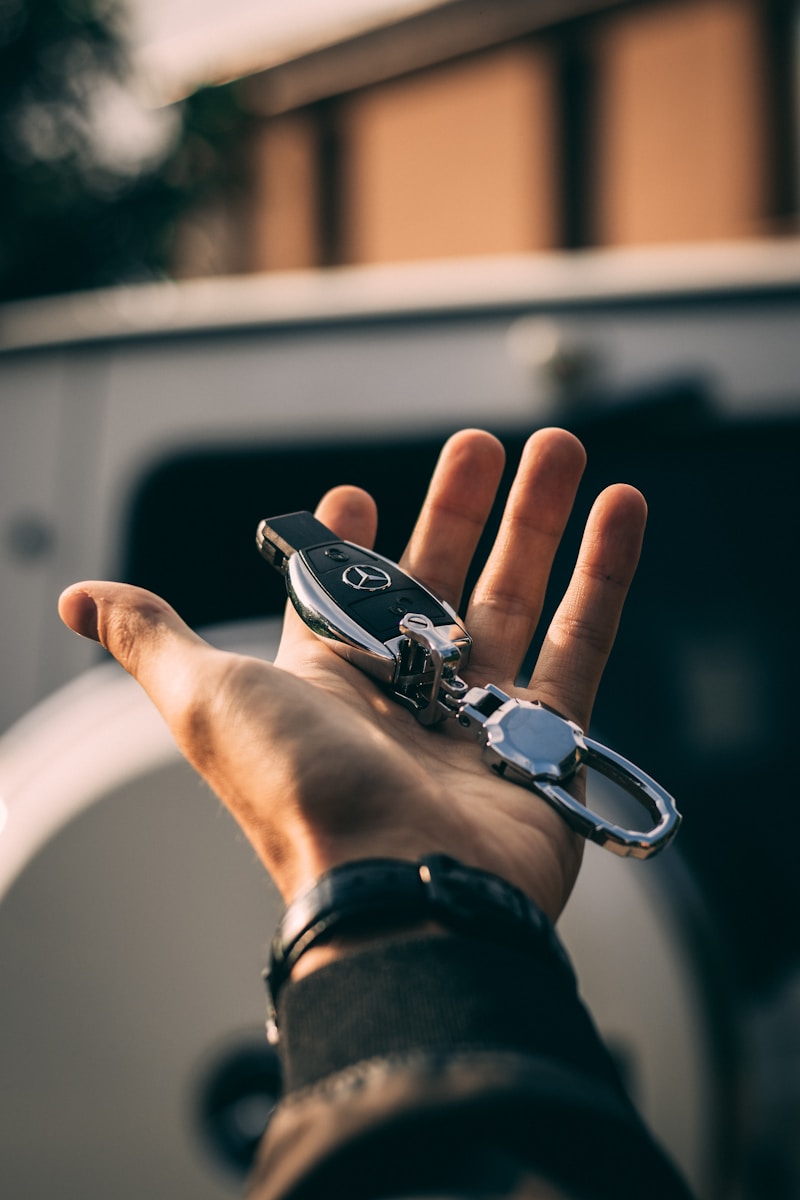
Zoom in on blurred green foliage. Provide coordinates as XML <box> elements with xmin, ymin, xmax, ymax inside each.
<box><xmin>0</xmin><ymin>0</ymin><xmax>248</xmax><ymax>303</ymax></box>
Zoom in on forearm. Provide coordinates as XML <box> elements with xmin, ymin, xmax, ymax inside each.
<box><xmin>250</xmin><ymin>929</ymin><xmax>694</xmax><ymax>1200</ymax></box>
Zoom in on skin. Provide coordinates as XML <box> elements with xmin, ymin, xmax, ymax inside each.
<box><xmin>58</xmin><ymin>427</ymin><xmax>646</xmax><ymax>929</ymax></box>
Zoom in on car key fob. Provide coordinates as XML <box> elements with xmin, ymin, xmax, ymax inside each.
<box><xmin>256</xmin><ymin>511</ymin><xmax>682</xmax><ymax>854</ymax></box>
<box><xmin>256</xmin><ymin>511</ymin><xmax>471</xmax><ymax>722</ymax></box>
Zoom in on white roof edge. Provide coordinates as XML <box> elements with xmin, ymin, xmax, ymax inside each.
<box><xmin>134</xmin><ymin>0</ymin><xmax>460</xmax><ymax>103</ymax></box>
<box><xmin>3</xmin><ymin>241</ymin><xmax>800</xmax><ymax>354</ymax></box>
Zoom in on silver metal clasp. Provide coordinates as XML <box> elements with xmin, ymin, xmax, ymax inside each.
<box><xmin>393</xmin><ymin>613</ymin><xmax>470</xmax><ymax>725</ymax></box>
<box><xmin>457</xmin><ymin>686</ymin><xmax>681</xmax><ymax>859</ymax></box>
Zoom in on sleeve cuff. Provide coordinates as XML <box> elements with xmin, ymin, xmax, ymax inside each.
<box><xmin>277</xmin><ymin>931</ymin><xmax>618</xmax><ymax>1093</ymax></box>
<box><xmin>253</xmin><ymin>933</ymin><xmax>694</xmax><ymax>1200</ymax></box>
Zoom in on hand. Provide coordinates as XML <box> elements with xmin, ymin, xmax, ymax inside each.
<box><xmin>58</xmin><ymin>428</ymin><xmax>646</xmax><ymax>922</ymax></box>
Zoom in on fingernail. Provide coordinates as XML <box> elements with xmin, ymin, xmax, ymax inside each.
<box><xmin>71</xmin><ymin>592</ymin><xmax>99</xmax><ymax>642</ymax></box>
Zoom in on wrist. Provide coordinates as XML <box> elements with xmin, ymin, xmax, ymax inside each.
<box><xmin>288</xmin><ymin>919</ymin><xmax>450</xmax><ymax>982</ymax></box>
<box><xmin>264</xmin><ymin>854</ymin><xmax>574</xmax><ymax>1043</ymax></box>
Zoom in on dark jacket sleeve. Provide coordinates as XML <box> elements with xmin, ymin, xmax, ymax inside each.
<box><xmin>248</xmin><ymin>933</ymin><xmax>695</xmax><ymax>1200</ymax></box>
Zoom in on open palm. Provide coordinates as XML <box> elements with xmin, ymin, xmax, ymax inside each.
<box><xmin>59</xmin><ymin>428</ymin><xmax>646</xmax><ymax>921</ymax></box>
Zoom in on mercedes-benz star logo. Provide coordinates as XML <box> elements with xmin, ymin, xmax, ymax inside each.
<box><xmin>342</xmin><ymin>564</ymin><xmax>392</xmax><ymax>592</ymax></box>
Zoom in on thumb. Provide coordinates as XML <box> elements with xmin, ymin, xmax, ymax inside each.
<box><xmin>58</xmin><ymin>581</ymin><xmax>226</xmax><ymax>732</ymax></box>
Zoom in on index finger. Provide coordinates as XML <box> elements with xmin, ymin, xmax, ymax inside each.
<box><xmin>399</xmin><ymin>429</ymin><xmax>506</xmax><ymax>608</ymax></box>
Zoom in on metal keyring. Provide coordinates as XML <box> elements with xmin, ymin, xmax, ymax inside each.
<box><xmin>461</xmin><ymin>691</ymin><xmax>682</xmax><ymax>860</ymax></box>
<box><xmin>531</xmin><ymin>738</ymin><xmax>682</xmax><ymax>859</ymax></box>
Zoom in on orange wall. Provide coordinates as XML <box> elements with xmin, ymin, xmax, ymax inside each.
<box><xmin>175</xmin><ymin>0</ymin><xmax>777</xmax><ymax>279</ymax></box>
<box><xmin>249</xmin><ymin>112</ymin><xmax>320</xmax><ymax>271</ymax></box>
<box><xmin>340</xmin><ymin>44</ymin><xmax>558</xmax><ymax>263</ymax></box>
<box><xmin>595</xmin><ymin>0</ymin><xmax>768</xmax><ymax>244</ymax></box>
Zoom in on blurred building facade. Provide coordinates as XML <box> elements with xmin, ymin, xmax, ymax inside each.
<box><xmin>169</xmin><ymin>0</ymin><xmax>798</xmax><ymax>278</ymax></box>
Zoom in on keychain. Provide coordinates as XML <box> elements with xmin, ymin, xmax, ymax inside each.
<box><xmin>256</xmin><ymin>512</ymin><xmax>681</xmax><ymax>860</ymax></box>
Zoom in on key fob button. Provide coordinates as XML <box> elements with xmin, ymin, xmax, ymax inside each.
<box><xmin>305</xmin><ymin>544</ymin><xmax>387</xmax><ymax>579</ymax></box>
<box><xmin>348</xmin><ymin>589</ymin><xmax>451</xmax><ymax>641</ymax></box>
<box><xmin>306</xmin><ymin>544</ymin><xmax>355</xmax><ymax>575</ymax></box>
<box><xmin>387</xmin><ymin>594</ymin><xmax>418</xmax><ymax>618</ymax></box>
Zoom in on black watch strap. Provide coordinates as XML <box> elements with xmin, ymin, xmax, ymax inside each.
<box><xmin>264</xmin><ymin>854</ymin><xmax>574</xmax><ymax>1042</ymax></box>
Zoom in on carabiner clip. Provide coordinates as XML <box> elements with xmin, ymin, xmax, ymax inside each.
<box><xmin>459</xmin><ymin>689</ymin><xmax>681</xmax><ymax>860</ymax></box>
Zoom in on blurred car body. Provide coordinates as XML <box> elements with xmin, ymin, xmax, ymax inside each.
<box><xmin>2</xmin><ymin>243</ymin><xmax>799</xmax><ymax>1197</ymax></box>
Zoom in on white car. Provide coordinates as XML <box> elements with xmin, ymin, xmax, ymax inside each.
<box><xmin>2</xmin><ymin>245</ymin><xmax>799</xmax><ymax>1198</ymax></box>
